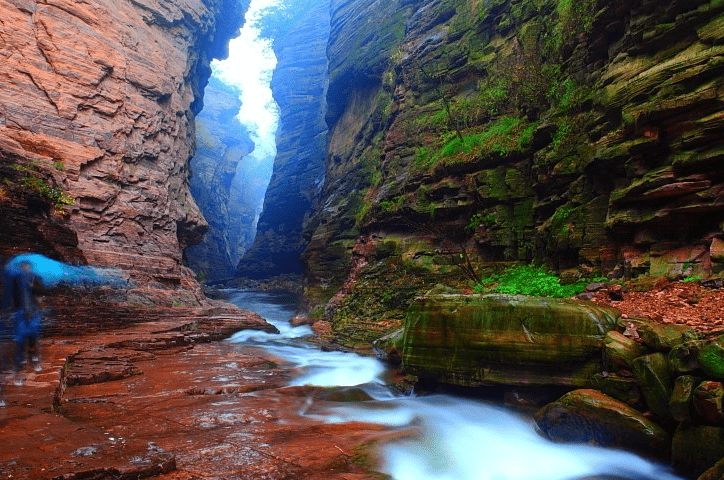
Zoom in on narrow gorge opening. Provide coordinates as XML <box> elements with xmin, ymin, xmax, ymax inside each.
<box><xmin>185</xmin><ymin>0</ymin><xmax>282</xmax><ymax>282</ymax></box>
<box><xmin>187</xmin><ymin>0</ymin><xmax>331</xmax><ymax>283</ymax></box>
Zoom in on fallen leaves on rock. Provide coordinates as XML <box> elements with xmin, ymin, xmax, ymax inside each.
<box><xmin>589</xmin><ymin>279</ymin><xmax>724</xmax><ymax>335</ymax></box>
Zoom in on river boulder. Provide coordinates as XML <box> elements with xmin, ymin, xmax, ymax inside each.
<box><xmin>617</xmin><ymin>317</ymin><xmax>699</xmax><ymax>351</ymax></box>
<box><xmin>534</xmin><ymin>389</ymin><xmax>671</xmax><ymax>461</ymax></box>
<box><xmin>401</xmin><ymin>294</ymin><xmax>620</xmax><ymax>387</ymax></box>
<box><xmin>670</xmin><ymin>375</ymin><xmax>701</xmax><ymax>424</ymax></box>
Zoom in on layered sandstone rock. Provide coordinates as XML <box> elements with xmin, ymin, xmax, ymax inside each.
<box><xmin>303</xmin><ymin>0</ymin><xmax>724</xmax><ymax>344</ymax></box>
<box><xmin>0</xmin><ymin>0</ymin><xmax>247</xmax><ymax>288</ymax></box>
<box><xmin>401</xmin><ymin>294</ymin><xmax>620</xmax><ymax>387</ymax></box>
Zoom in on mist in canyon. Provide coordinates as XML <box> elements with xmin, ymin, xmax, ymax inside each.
<box><xmin>186</xmin><ymin>0</ymin><xmax>283</xmax><ymax>280</ymax></box>
<box><xmin>186</xmin><ymin>0</ymin><xmax>330</xmax><ymax>282</ymax></box>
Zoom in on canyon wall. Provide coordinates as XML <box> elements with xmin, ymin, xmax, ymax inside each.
<box><xmin>305</xmin><ymin>0</ymin><xmax>724</xmax><ymax>346</ymax></box>
<box><xmin>186</xmin><ymin>77</ymin><xmax>259</xmax><ymax>281</ymax></box>
<box><xmin>235</xmin><ymin>0</ymin><xmax>331</xmax><ymax>279</ymax></box>
<box><xmin>0</xmin><ymin>0</ymin><xmax>246</xmax><ymax>290</ymax></box>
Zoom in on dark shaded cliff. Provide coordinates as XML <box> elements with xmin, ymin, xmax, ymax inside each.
<box><xmin>0</xmin><ymin>0</ymin><xmax>247</xmax><ymax>291</ymax></box>
<box><xmin>186</xmin><ymin>77</ymin><xmax>259</xmax><ymax>281</ymax></box>
<box><xmin>235</xmin><ymin>0</ymin><xmax>331</xmax><ymax>279</ymax></box>
<box><xmin>304</xmin><ymin>0</ymin><xmax>724</xmax><ymax>346</ymax></box>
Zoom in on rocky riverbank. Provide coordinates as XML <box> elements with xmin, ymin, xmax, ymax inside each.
<box><xmin>372</xmin><ymin>279</ymin><xmax>724</xmax><ymax>480</ymax></box>
<box><xmin>0</xmin><ymin>307</ymin><xmax>389</xmax><ymax>480</ymax></box>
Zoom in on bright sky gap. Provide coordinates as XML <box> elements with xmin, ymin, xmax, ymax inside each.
<box><xmin>210</xmin><ymin>0</ymin><xmax>283</xmax><ymax>248</ymax></box>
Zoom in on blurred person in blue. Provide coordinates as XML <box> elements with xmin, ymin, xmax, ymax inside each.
<box><xmin>2</xmin><ymin>258</ymin><xmax>44</xmax><ymax>387</ymax></box>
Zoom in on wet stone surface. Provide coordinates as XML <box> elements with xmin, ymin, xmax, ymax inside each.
<box><xmin>0</xmin><ymin>316</ymin><xmax>388</xmax><ymax>480</ymax></box>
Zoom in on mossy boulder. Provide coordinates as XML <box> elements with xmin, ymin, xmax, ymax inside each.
<box><xmin>669</xmin><ymin>340</ymin><xmax>705</xmax><ymax>374</ymax></box>
<box><xmin>590</xmin><ymin>373</ymin><xmax>642</xmax><ymax>406</ymax></box>
<box><xmin>694</xmin><ymin>381</ymin><xmax>724</xmax><ymax>424</ymax></box>
<box><xmin>373</xmin><ymin>328</ymin><xmax>405</xmax><ymax>366</ymax></box>
<box><xmin>534</xmin><ymin>389</ymin><xmax>671</xmax><ymax>461</ymax></box>
<box><xmin>604</xmin><ymin>330</ymin><xmax>647</xmax><ymax>369</ymax></box>
<box><xmin>699</xmin><ymin>456</ymin><xmax>724</xmax><ymax>480</ymax></box>
<box><xmin>670</xmin><ymin>375</ymin><xmax>702</xmax><ymax>424</ymax></box>
<box><xmin>631</xmin><ymin>353</ymin><xmax>673</xmax><ymax>419</ymax></box>
<box><xmin>401</xmin><ymin>294</ymin><xmax>620</xmax><ymax>387</ymax></box>
<box><xmin>699</xmin><ymin>336</ymin><xmax>724</xmax><ymax>379</ymax></box>
<box><xmin>618</xmin><ymin>317</ymin><xmax>700</xmax><ymax>351</ymax></box>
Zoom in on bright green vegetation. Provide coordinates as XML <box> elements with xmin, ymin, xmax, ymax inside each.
<box><xmin>415</xmin><ymin>116</ymin><xmax>538</xmax><ymax>168</ymax></box>
<box><xmin>682</xmin><ymin>275</ymin><xmax>703</xmax><ymax>283</ymax></box>
<box><xmin>10</xmin><ymin>161</ymin><xmax>75</xmax><ymax>211</ymax></box>
<box><xmin>474</xmin><ymin>264</ymin><xmax>605</xmax><ymax>297</ymax></box>
<box><xmin>552</xmin><ymin>0</ymin><xmax>598</xmax><ymax>50</ymax></box>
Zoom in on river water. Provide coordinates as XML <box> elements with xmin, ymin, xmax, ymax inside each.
<box><xmin>225</xmin><ymin>289</ymin><xmax>684</xmax><ymax>480</ymax></box>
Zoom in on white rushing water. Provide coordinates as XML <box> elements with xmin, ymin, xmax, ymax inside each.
<box><xmin>225</xmin><ymin>290</ymin><xmax>684</xmax><ymax>480</ymax></box>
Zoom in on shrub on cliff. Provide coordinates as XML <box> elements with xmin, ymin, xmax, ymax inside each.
<box><xmin>475</xmin><ymin>264</ymin><xmax>600</xmax><ymax>298</ymax></box>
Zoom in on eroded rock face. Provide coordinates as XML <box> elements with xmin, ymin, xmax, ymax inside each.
<box><xmin>236</xmin><ymin>0</ymin><xmax>331</xmax><ymax>279</ymax></box>
<box><xmin>401</xmin><ymin>294</ymin><xmax>620</xmax><ymax>387</ymax></box>
<box><xmin>304</xmin><ymin>0</ymin><xmax>724</xmax><ymax>343</ymax></box>
<box><xmin>186</xmin><ymin>77</ymin><xmax>257</xmax><ymax>281</ymax></box>
<box><xmin>0</xmin><ymin>0</ymin><xmax>246</xmax><ymax>287</ymax></box>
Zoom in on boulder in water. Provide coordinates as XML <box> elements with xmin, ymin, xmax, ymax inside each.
<box><xmin>534</xmin><ymin>389</ymin><xmax>671</xmax><ymax>461</ymax></box>
<box><xmin>373</xmin><ymin>328</ymin><xmax>404</xmax><ymax>366</ymax></box>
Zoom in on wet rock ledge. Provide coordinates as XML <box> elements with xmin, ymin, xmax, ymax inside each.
<box><xmin>0</xmin><ymin>303</ymin><xmax>385</xmax><ymax>480</ymax></box>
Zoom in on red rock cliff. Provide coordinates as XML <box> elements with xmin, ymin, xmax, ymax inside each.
<box><xmin>0</xmin><ymin>0</ymin><xmax>246</xmax><ymax>288</ymax></box>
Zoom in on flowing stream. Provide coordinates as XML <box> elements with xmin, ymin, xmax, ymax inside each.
<box><xmin>225</xmin><ymin>289</ymin><xmax>684</xmax><ymax>480</ymax></box>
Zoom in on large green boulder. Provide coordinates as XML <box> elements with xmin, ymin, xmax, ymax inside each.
<box><xmin>534</xmin><ymin>389</ymin><xmax>671</xmax><ymax>461</ymax></box>
<box><xmin>401</xmin><ymin>294</ymin><xmax>620</xmax><ymax>387</ymax></box>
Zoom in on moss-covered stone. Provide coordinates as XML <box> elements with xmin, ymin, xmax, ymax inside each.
<box><xmin>670</xmin><ymin>340</ymin><xmax>705</xmax><ymax>374</ymax></box>
<box><xmin>535</xmin><ymin>389</ymin><xmax>670</xmax><ymax>461</ymax></box>
<box><xmin>618</xmin><ymin>316</ymin><xmax>700</xmax><ymax>351</ymax></box>
<box><xmin>372</xmin><ymin>328</ymin><xmax>405</xmax><ymax>366</ymax></box>
<box><xmin>670</xmin><ymin>375</ymin><xmax>702</xmax><ymax>424</ymax></box>
<box><xmin>699</xmin><ymin>455</ymin><xmax>724</xmax><ymax>480</ymax></box>
<box><xmin>604</xmin><ymin>330</ymin><xmax>648</xmax><ymax>369</ymax></box>
<box><xmin>402</xmin><ymin>294</ymin><xmax>620</xmax><ymax>387</ymax></box>
<box><xmin>631</xmin><ymin>353</ymin><xmax>673</xmax><ymax>419</ymax></box>
<box><xmin>694</xmin><ymin>380</ymin><xmax>724</xmax><ymax>424</ymax></box>
<box><xmin>699</xmin><ymin>336</ymin><xmax>724</xmax><ymax>379</ymax></box>
<box><xmin>590</xmin><ymin>373</ymin><xmax>642</xmax><ymax>406</ymax></box>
